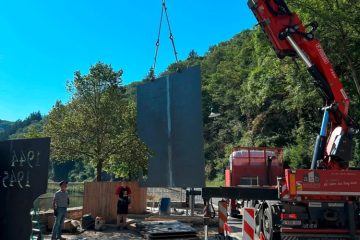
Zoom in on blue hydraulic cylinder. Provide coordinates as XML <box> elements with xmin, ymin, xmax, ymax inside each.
<box><xmin>319</xmin><ymin>109</ymin><xmax>330</xmax><ymax>137</ymax></box>
<box><xmin>311</xmin><ymin>109</ymin><xmax>330</xmax><ymax>169</ymax></box>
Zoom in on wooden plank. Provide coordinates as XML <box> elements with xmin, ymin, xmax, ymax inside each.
<box><xmin>83</xmin><ymin>181</ymin><xmax>147</xmax><ymax>222</ymax></box>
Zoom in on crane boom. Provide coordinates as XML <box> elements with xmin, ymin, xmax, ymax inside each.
<box><xmin>248</xmin><ymin>0</ymin><xmax>355</xmax><ymax>169</ymax></box>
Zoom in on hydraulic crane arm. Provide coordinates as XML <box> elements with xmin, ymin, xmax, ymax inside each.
<box><xmin>248</xmin><ymin>0</ymin><xmax>355</xmax><ymax>169</ymax></box>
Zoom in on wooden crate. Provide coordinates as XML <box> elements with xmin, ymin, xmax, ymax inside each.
<box><xmin>83</xmin><ymin>182</ymin><xmax>147</xmax><ymax>222</ymax></box>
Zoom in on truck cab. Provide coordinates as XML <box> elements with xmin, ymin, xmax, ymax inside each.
<box><xmin>225</xmin><ymin>147</ymin><xmax>284</xmax><ymax>216</ymax></box>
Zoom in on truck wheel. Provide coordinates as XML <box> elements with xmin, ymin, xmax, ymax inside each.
<box><xmin>262</xmin><ymin>207</ymin><xmax>273</xmax><ymax>240</ymax></box>
<box><xmin>255</xmin><ymin>208</ymin><xmax>263</xmax><ymax>237</ymax></box>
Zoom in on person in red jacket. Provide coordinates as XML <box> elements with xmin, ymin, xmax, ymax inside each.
<box><xmin>115</xmin><ymin>182</ymin><xmax>131</xmax><ymax>230</ymax></box>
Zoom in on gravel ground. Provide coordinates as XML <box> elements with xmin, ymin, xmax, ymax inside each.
<box><xmin>43</xmin><ymin>225</ymin><xmax>142</xmax><ymax>240</ymax></box>
<box><xmin>42</xmin><ymin>204</ymin><xmax>238</xmax><ymax>240</ymax></box>
<box><xmin>42</xmin><ymin>224</ymin><xmax>222</xmax><ymax>240</ymax></box>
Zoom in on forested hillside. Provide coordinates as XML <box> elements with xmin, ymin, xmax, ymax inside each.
<box><xmin>0</xmin><ymin>112</ymin><xmax>43</xmax><ymax>140</ymax></box>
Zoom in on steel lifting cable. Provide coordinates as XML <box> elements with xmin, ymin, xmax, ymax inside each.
<box><xmin>163</xmin><ymin>0</ymin><xmax>179</xmax><ymax>63</ymax></box>
<box><xmin>152</xmin><ymin>0</ymin><xmax>179</xmax><ymax>75</ymax></box>
<box><xmin>153</xmin><ymin>3</ymin><xmax>164</xmax><ymax>72</ymax></box>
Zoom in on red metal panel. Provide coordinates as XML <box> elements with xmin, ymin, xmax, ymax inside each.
<box><xmin>284</xmin><ymin>169</ymin><xmax>360</xmax><ymax>197</ymax></box>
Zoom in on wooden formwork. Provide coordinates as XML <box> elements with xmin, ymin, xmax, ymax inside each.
<box><xmin>83</xmin><ymin>181</ymin><xmax>147</xmax><ymax>222</ymax></box>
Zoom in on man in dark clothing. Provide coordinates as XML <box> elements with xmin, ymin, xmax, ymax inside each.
<box><xmin>115</xmin><ymin>182</ymin><xmax>131</xmax><ymax>230</ymax></box>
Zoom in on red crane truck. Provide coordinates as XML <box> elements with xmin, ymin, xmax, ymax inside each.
<box><xmin>202</xmin><ymin>0</ymin><xmax>360</xmax><ymax>239</ymax></box>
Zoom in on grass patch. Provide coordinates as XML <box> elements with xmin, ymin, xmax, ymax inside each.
<box><xmin>206</xmin><ymin>174</ymin><xmax>225</xmax><ymax>187</ymax></box>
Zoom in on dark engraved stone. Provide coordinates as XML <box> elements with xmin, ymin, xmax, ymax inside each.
<box><xmin>0</xmin><ymin>137</ymin><xmax>50</xmax><ymax>240</ymax></box>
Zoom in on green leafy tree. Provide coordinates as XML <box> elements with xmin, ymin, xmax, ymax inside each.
<box><xmin>287</xmin><ymin>0</ymin><xmax>360</xmax><ymax>166</ymax></box>
<box><xmin>44</xmin><ymin>62</ymin><xmax>148</xmax><ymax>181</ymax></box>
<box><xmin>287</xmin><ymin>0</ymin><xmax>360</xmax><ymax>97</ymax></box>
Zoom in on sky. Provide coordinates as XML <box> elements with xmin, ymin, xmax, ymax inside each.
<box><xmin>0</xmin><ymin>0</ymin><xmax>256</xmax><ymax>121</ymax></box>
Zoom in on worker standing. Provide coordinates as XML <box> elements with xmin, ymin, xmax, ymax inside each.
<box><xmin>51</xmin><ymin>180</ymin><xmax>69</xmax><ymax>240</ymax></box>
<box><xmin>115</xmin><ymin>181</ymin><xmax>132</xmax><ymax>230</ymax></box>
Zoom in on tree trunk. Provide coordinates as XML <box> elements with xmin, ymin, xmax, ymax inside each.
<box><xmin>345</xmin><ymin>55</ymin><xmax>360</xmax><ymax>96</ymax></box>
<box><xmin>96</xmin><ymin>161</ymin><xmax>103</xmax><ymax>182</ymax></box>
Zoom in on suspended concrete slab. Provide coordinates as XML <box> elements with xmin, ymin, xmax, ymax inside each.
<box><xmin>137</xmin><ymin>65</ymin><xmax>205</xmax><ymax>188</ymax></box>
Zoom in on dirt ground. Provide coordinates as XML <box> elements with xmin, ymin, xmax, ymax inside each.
<box><xmin>43</xmin><ymin>224</ymin><xmax>221</xmax><ymax>240</ymax></box>
<box><xmin>42</xmin><ymin>206</ymin><xmax>231</xmax><ymax>240</ymax></box>
<box><xmin>44</xmin><ymin>225</ymin><xmax>141</xmax><ymax>240</ymax></box>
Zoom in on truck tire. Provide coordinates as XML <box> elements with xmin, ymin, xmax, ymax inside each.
<box><xmin>255</xmin><ymin>208</ymin><xmax>263</xmax><ymax>237</ymax></box>
<box><xmin>263</xmin><ymin>206</ymin><xmax>274</xmax><ymax>240</ymax></box>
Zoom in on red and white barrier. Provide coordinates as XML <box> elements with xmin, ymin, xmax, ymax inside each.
<box><xmin>218</xmin><ymin>200</ymin><xmax>228</xmax><ymax>234</ymax></box>
<box><xmin>242</xmin><ymin>207</ymin><xmax>255</xmax><ymax>240</ymax></box>
<box><xmin>280</xmin><ymin>181</ymin><xmax>290</xmax><ymax>200</ymax></box>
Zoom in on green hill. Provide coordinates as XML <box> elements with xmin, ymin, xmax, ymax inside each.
<box><xmin>0</xmin><ymin>112</ymin><xmax>43</xmax><ymax>140</ymax></box>
<box><xmin>0</xmin><ymin>120</ymin><xmax>14</xmax><ymax>140</ymax></box>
